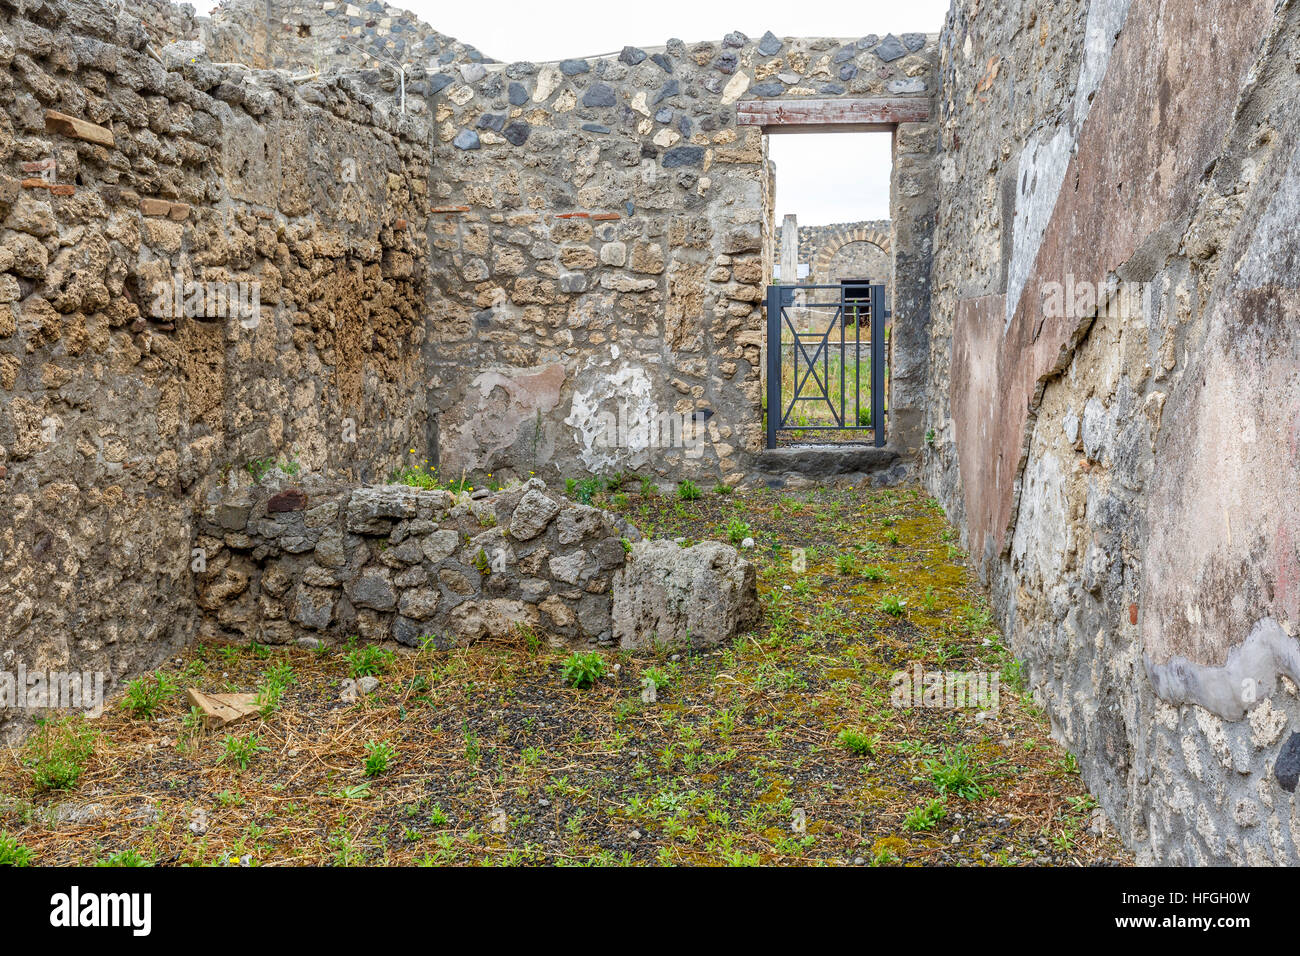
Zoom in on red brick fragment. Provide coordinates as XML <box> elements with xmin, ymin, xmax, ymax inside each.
<box><xmin>267</xmin><ymin>488</ymin><xmax>308</xmax><ymax>513</ymax></box>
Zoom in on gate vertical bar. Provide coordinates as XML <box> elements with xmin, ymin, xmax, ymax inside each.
<box><xmin>765</xmin><ymin>285</ymin><xmax>780</xmax><ymax>450</ymax></box>
<box><xmin>854</xmin><ymin>289</ymin><xmax>861</xmax><ymax>429</ymax></box>
<box><xmin>839</xmin><ymin>286</ymin><xmax>846</xmax><ymax>427</ymax></box>
<box><xmin>870</xmin><ymin>284</ymin><xmax>885</xmax><ymax>448</ymax></box>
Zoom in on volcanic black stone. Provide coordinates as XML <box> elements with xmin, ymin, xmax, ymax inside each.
<box><xmin>758</xmin><ymin>30</ymin><xmax>782</xmax><ymax>56</ymax></box>
<box><xmin>1276</xmin><ymin>732</ymin><xmax>1300</xmax><ymax>792</ymax></box>
<box><xmin>651</xmin><ymin>79</ymin><xmax>679</xmax><ymax>105</ymax></box>
<box><xmin>503</xmin><ymin>122</ymin><xmax>530</xmax><ymax>146</ymax></box>
<box><xmin>875</xmin><ymin>34</ymin><xmax>907</xmax><ymax>62</ymax></box>
<box><xmin>583</xmin><ymin>83</ymin><xmax>616</xmax><ymax>107</ymax></box>
<box><xmin>662</xmin><ymin>145</ymin><xmax>705</xmax><ymax>168</ymax></box>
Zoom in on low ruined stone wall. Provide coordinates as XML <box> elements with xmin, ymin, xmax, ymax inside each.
<box><xmin>195</xmin><ymin>477</ymin><xmax>758</xmax><ymax>649</ymax></box>
<box><xmin>927</xmin><ymin>0</ymin><xmax>1300</xmax><ymax>864</ymax></box>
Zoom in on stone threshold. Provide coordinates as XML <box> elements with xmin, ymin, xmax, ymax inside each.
<box><xmin>749</xmin><ymin>444</ymin><xmax>911</xmax><ymax>489</ymax></box>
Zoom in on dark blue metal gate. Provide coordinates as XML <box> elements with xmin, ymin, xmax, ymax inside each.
<box><xmin>764</xmin><ymin>283</ymin><xmax>887</xmax><ymax>449</ymax></box>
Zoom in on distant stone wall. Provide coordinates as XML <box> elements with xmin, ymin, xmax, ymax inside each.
<box><xmin>775</xmin><ymin>219</ymin><xmax>892</xmax><ymax>287</ymax></box>
<box><xmin>419</xmin><ymin>32</ymin><xmax>938</xmax><ymax>485</ymax></box>
<box><xmin>195</xmin><ymin>476</ymin><xmax>758</xmax><ymax>649</ymax></box>
<box><xmin>136</xmin><ymin>0</ymin><xmax>200</xmax><ymax>47</ymax></box>
<box><xmin>202</xmin><ymin>0</ymin><xmax>485</xmax><ymax>74</ymax></box>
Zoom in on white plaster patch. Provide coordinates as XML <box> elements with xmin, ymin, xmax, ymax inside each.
<box><xmin>564</xmin><ymin>360</ymin><xmax>659</xmax><ymax>472</ymax></box>
<box><xmin>1006</xmin><ymin>125</ymin><xmax>1073</xmax><ymax>329</ymax></box>
<box><xmin>1074</xmin><ymin>0</ymin><xmax>1136</xmax><ymax>126</ymax></box>
<box><xmin>1011</xmin><ymin>449</ymin><xmax>1069</xmax><ymax>583</ymax></box>
<box><xmin>1005</xmin><ymin>0</ymin><xmax>1132</xmax><ymax>328</ymax></box>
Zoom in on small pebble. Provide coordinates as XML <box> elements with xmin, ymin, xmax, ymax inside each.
<box><xmin>357</xmin><ymin>675</ymin><xmax>381</xmax><ymax>694</ymax></box>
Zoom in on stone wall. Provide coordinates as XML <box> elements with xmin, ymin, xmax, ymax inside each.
<box><xmin>195</xmin><ymin>475</ymin><xmax>758</xmax><ymax>650</ymax></box>
<box><xmin>137</xmin><ymin>0</ymin><xmax>200</xmax><ymax>47</ymax></box>
<box><xmin>0</xmin><ymin>0</ymin><xmax>434</xmax><ymax>740</ymax></box>
<box><xmin>926</xmin><ymin>0</ymin><xmax>1300</xmax><ymax>864</ymax></box>
<box><xmin>775</xmin><ymin>219</ymin><xmax>892</xmax><ymax>291</ymax></box>
<box><xmin>202</xmin><ymin>0</ymin><xmax>486</xmax><ymax>76</ymax></box>
<box><xmin>416</xmin><ymin>31</ymin><xmax>939</xmax><ymax>484</ymax></box>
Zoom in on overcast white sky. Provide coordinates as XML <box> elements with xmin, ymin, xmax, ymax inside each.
<box><xmin>399</xmin><ymin>0</ymin><xmax>950</xmax><ymax>226</ymax></box>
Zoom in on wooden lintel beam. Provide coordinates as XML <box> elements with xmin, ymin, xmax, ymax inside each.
<box><xmin>736</xmin><ymin>97</ymin><xmax>931</xmax><ymax>128</ymax></box>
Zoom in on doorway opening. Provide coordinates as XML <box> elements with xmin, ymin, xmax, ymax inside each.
<box><xmin>762</xmin><ymin>129</ymin><xmax>895</xmax><ymax>447</ymax></box>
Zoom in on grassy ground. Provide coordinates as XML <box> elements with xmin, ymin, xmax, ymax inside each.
<box><xmin>0</xmin><ymin>484</ymin><xmax>1131</xmax><ymax>867</ymax></box>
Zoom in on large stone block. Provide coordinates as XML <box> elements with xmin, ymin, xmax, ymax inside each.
<box><xmin>612</xmin><ymin>539</ymin><xmax>758</xmax><ymax>649</ymax></box>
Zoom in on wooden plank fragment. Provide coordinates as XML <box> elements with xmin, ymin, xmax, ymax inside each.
<box><xmin>185</xmin><ymin>688</ymin><xmax>260</xmax><ymax>728</ymax></box>
<box><xmin>44</xmin><ymin>109</ymin><xmax>115</xmax><ymax>148</ymax></box>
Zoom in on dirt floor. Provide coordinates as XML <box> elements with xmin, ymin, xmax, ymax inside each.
<box><xmin>0</xmin><ymin>483</ymin><xmax>1133</xmax><ymax>866</ymax></box>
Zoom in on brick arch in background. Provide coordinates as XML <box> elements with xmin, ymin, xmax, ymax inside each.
<box><xmin>810</xmin><ymin>225</ymin><xmax>892</xmax><ymax>285</ymax></box>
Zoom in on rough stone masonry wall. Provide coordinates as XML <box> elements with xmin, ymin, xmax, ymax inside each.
<box><xmin>0</xmin><ymin>0</ymin><xmax>434</xmax><ymax>741</ymax></box>
<box><xmin>202</xmin><ymin>0</ymin><xmax>487</xmax><ymax>76</ymax></box>
<box><xmin>416</xmin><ymin>31</ymin><xmax>939</xmax><ymax>486</ymax></box>
<box><xmin>926</xmin><ymin>0</ymin><xmax>1300</xmax><ymax>864</ymax></box>
<box><xmin>195</xmin><ymin>476</ymin><xmax>758</xmax><ymax>650</ymax></box>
